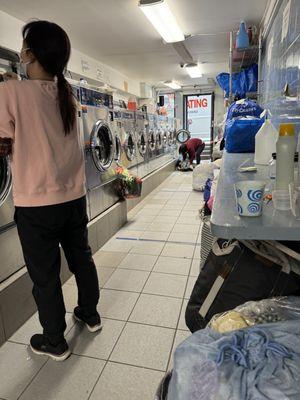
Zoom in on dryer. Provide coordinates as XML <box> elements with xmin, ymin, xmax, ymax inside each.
<box><xmin>135</xmin><ymin>111</ymin><xmax>148</xmax><ymax>178</ymax></box>
<box><xmin>80</xmin><ymin>86</ymin><xmax>119</xmax><ymax>220</ymax></box>
<box><xmin>120</xmin><ymin>110</ymin><xmax>138</xmax><ymax>176</ymax></box>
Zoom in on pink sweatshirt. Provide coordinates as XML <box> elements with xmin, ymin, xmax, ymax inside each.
<box><xmin>0</xmin><ymin>80</ymin><xmax>86</xmax><ymax>207</ymax></box>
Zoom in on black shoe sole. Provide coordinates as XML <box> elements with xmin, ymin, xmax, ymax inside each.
<box><xmin>74</xmin><ymin>314</ymin><xmax>103</xmax><ymax>333</ymax></box>
<box><xmin>30</xmin><ymin>345</ymin><xmax>71</xmax><ymax>362</ymax></box>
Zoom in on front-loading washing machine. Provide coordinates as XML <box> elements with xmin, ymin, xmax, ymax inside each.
<box><xmin>146</xmin><ymin>113</ymin><xmax>158</xmax><ymax>174</ymax></box>
<box><xmin>80</xmin><ymin>86</ymin><xmax>119</xmax><ymax>220</ymax></box>
<box><xmin>120</xmin><ymin>110</ymin><xmax>138</xmax><ymax>176</ymax></box>
<box><xmin>156</xmin><ymin>116</ymin><xmax>164</xmax><ymax>158</ymax></box>
<box><xmin>0</xmin><ymin>47</ymin><xmax>27</xmax><ymax>283</ymax></box>
<box><xmin>135</xmin><ymin>111</ymin><xmax>148</xmax><ymax>178</ymax></box>
<box><xmin>0</xmin><ymin>157</ymin><xmax>13</xmax><ymax>231</ymax></box>
<box><xmin>111</xmin><ymin>110</ymin><xmax>122</xmax><ymax>171</ymax></box>
<box><xmin>167</xmin><ymin>117</ymin><xmax>177</xmax><ymax>158</ymax></box>
<box><xmin>0</xmin><ymin>155</ymin><xmax>25</xmax><ymax>284</ymax></box>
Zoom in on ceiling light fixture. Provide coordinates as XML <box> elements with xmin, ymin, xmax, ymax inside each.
<box><xmin>139</xmin><ymin>0</ymin><xmax>185</xmax><ymax>43</ymax></box>
<box><xmin>185</xmin><ymin>63</ymin><xmax>203</xmax><ymax>78</ymax></box>
<box><xmin>164</xmin><ymin>80</ymin><xmax>181</xmax><ymax>90</ymax></box>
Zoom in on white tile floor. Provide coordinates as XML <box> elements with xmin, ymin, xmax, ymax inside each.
<box><xmin>0</xmin><ymin>171</ymin><xmax>204</xmax><ymax>400</ymax></box>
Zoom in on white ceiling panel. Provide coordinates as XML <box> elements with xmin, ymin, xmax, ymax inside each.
<box><xmin>0</xmin><ymin>0</ymin><xmax>268</xmax><ymax>85</ymax></box>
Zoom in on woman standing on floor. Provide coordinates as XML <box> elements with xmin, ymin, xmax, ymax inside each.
<box><xmin>0</xmin><ymin>20</ymin><xmax>101</xmax><ymax>361</ymax></box>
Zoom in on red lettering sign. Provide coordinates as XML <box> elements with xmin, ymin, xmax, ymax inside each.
<box><xmin>187</xmin><ymin>98</ymin><xmax>208</xmax><ymax>108</ymax></box>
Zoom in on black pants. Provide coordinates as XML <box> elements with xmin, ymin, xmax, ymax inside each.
<box><xmin>15</xmin><ymin>196</ymin><xmax>99</xmax><ymax>341</ymax></box>
<box><xmin>195</xmin><ymin>143</ymin><xmax>205</xmax><ymax>164</ymax></box>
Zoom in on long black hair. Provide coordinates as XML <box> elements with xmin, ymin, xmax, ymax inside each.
<box><xmin>22</xmin><ymin>20</ymin><xmax>76</xmax><ymax>134</ymax></box>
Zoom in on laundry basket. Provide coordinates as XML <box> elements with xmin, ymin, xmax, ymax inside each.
<box><xmin>154</xmin><ymin>371</ymin><xmax>172</xmax><ymax>400</ymax></box>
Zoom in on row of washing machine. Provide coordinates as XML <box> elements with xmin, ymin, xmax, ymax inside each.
<box><xmin>77</xmin><ymin>85</ymin><xmax>178</xmax><ymax>221</ymax></box>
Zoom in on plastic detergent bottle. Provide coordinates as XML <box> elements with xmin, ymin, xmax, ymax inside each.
<box><xmin>236</xmin><ymin>22</ymin><xmax>249</xmax><ymax>49</ymax></box>
<box><xmin>254</xmin><ymin>112</ymin><xmax>278</xmax><ymax>165</ymax></box>
<box><xmin>276</xmin><ymin>123</ymin><xmax>296</xmax><ymax>190</ymax></box>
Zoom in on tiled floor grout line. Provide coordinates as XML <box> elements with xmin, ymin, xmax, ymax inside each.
<box><xmin>164</xmin><ymin>190</ymin><xmax>198</xmax><ymax>370</ymax></box>
<box><xmin>16</xmin><ymin>357</ymin><xmax>50</xmax><ymax>399</ymax></box>
<box><xmin>116</xmin><ymin>266</ymin><xmax>195</xmax><ymax>277</ymax></box>
<box><xmin>100</xmin><ymin>286</ymin><xmax>189</xmax><ymax>299</ymax></box>
<box><xmin>88</xmin><ymin>179</ymin><xmax>183</xmax><ymax>397</ymax></box>
<box><xmin>156</xmin><ymin>180</ymin><xmax>198</xmax><ymax>370</ymax></box>
<box><xmin>14</xmin><ymin>173</ymin><xmax>199</xmax><ymax>400</ymax></box>
<box><xmin>117</xmin><ymin>237</ymin><xmax>199</xmax><ymax>245</ymax></box>
<box><xmin>87</xmin><ymin>234</ymin><xmax>169</xmax><ymax>400</ymax></box>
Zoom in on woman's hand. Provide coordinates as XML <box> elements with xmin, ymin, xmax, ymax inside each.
<box><xmin>2</xmin><ymin>72</ymin><xmax>19</xmax><ymax>81</ymax></box>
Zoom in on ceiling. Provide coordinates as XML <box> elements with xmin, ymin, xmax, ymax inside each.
<box><xmin>0</xmin><ymin>0</ymin><xmax>268</xmax><ymax>86</ymax></box>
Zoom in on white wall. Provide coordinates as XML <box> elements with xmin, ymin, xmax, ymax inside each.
<box><xmin>0</xmin><ymin>10</ymin><xmax>141</xmax><ymax>97</ymax></box>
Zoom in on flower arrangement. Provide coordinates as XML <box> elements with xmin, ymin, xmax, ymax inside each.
<box><xmin>115</xmin><ymin>166</ymin><xmax>142</xmax><ymax>199</ymax></box>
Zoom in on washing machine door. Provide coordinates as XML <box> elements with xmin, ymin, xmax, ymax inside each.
<box><xmin>163</xmin><ymin>131</ymin><xmax>168</xmax><ymax>147</ymax></box>
<box><xmin>167</xmin><ymin>131</ymin><xmax>173</xmax><ymax>146</ymax></box>
<box><xmin>176</xmin><ymin>129</ymin><xmax>191</xmax><ymax>144</ymax></box>
<box><xmin>114</xmin><ymin>134</ymin><xmax>121</xmax><ymax>164</ymax></box>
<box><xmin>0</xmin><ymin>157</ymin><xmax>12</xmax><ymax>207</ymax></box>
<box><xmin>90</xmin><ymin>121</ymin><xmax>114</xmax><ymax>172</ymax></box>
<box><xmin>149</xmin><ymin>130</ymin><xmax>156</xmax><ymax>151</ymax></box>
<box><xmin>125</xmin><ymin>132</ymin><xmax>136</xmax><ymax>161</ymax></box>
<box><xmin>138</xmin><ymin>131</ymin><xmax>147</xmax><ymax>156</ymax></box>
<box><xmin>156</xmin><ymin>131</ymin><xmax>163</xmax><ymax>149</ymax></box>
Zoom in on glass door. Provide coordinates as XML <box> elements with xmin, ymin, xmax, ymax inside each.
<box><xmin>184</xmin><ymin>93</ymin><xmax>214</xmax><ymax>158</ymax></box>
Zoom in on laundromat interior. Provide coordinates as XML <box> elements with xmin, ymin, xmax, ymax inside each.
<box><xmin>0</xmin><ymin>0</ymin><xmax>300</xmax><ymax>399</ymax></box>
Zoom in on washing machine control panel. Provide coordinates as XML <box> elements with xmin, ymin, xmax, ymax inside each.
<box><xmin>80</xmin><ymin>88</ymin><xmax>113</xmax><ymax>109</ymax></box>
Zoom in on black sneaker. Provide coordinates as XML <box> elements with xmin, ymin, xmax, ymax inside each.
<box><xmin>74</xmin><ymin>306</ymin><xmax>102</xmax><ymax>333</ymax></box>
<box><xmin>30</xmin><ymin>334</ymin><xmax>71</xmax><ymax>362</ymax></box>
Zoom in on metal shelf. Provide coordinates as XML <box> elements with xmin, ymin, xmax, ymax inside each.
<box><xmin>232</xmin><ymin>45</ymin><xmax>259</xmax><ymax>73</ymax></box>
<box><xmin>229</xmin><ymin>32</ymin><xmax>262</xmax><ymax>103</ymax></box>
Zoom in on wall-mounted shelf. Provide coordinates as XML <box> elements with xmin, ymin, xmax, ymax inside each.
<box><xmin>232</xmin><ymin>45</ymin><xmax>259</xmax><ymax>73</ymax></box>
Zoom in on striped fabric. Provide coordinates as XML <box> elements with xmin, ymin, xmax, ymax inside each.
<box><xmin>200</xmin><ymin>217</ymin><xmax>214</xmax><ymax>270</ymax></box>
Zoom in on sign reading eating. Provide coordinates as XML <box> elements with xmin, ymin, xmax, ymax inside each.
<box><xmin>187</xmin><ymin>98</ymin><xmax>208</xmax><ymax>109</ymax></box>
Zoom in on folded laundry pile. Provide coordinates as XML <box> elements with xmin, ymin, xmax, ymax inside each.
<box><xmin>168</xmin><ymin>319</ymin><xmax>300</xmax><ymax>400</ymax></box>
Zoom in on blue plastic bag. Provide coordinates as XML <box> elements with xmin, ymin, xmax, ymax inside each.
<box><xmin>216</xmin><ymin>72</ymin><xmax>246</xmax><ymax>99</ymax></box>
<box><xmin>226</xmin><ymin>99</ymin><xmax>263</xmax><ymax>120</ymax></box>
<box><xmin>216</xmin><ymin>64</ymin><xmax>258</xmax><ymax>98</ymax></box>
<box><xmin>225</xmin><ymin>117</ymin><xmax>264</xmax><ymax>153</ymax></box>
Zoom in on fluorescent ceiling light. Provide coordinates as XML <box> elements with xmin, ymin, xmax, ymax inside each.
<box><xmin>164</xmin><ymin>80</ymin><xmax>181</xmax><ymax>90</ymax></box>
<box><xmin>139</xmin><ymin>0</ymin><xmax>185</xmax><ymax>43</ymax></box>
<box><xmin>185</xmin><ymin>63</ymin><xmax>203</xmax><ymax>78</ymax></box>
